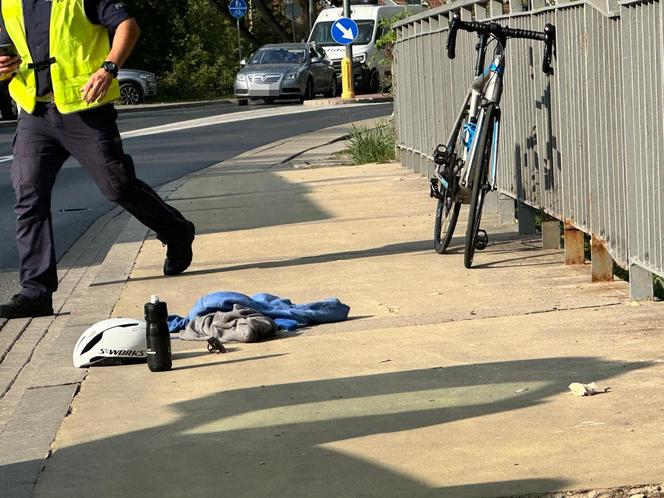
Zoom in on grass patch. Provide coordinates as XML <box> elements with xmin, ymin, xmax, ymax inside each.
<box><xmin>346</xmin><ymin>120</ymin><xmax>395</xmax><ymax>165</ymax></box>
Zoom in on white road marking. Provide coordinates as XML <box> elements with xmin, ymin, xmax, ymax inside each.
<box><xmin>118</xmin><ymin>104</ymin><xmax>369</xmax><ymax>139</ymax></box>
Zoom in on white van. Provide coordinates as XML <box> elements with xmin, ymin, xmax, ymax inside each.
<box><xmin>307</xmin><ymin>1</ymin><xmax>423</xmax><ymax>93</ymax></box>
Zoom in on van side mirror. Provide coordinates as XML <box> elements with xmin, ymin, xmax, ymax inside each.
<box><xmin>240</xmin><ymin>59</ymin><xmax>246</xmax><ymax>67</ymax></box>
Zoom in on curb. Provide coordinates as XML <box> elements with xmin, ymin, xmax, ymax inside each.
<box><xmin>303</xmin><ymin>94</ymin><xmax>393</xmax><ymax>107</ymax></box>
<box><xmin>115</xmin><ymin>98</ymin><xmax>234</xmax><ymax>114</ymax></box>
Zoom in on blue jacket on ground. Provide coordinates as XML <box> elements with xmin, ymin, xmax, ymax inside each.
<box><xmin>168</xmin><ymin>292</ymin><xmax>350</xmax><ymax>333</ymax></box>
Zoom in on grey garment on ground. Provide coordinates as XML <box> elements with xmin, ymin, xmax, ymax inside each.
<box><xmin>180</xmin><ymin>304</ymin><xmax>278</xmax><ymax>343</ymax></box>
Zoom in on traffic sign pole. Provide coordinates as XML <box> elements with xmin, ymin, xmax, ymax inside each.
<box><xmin>236</xmin><ymin>18</ymin><xmax>242</xmax><ymax>64</ymax></box>
<box><xmin>330</xmin><ymin>13</ymin><xmax>357</xmax><ymax>99</ymax></box>
<box><xmin>341</xmin><ymin>0</ymin><xmax>355</xmax><ymax>99</ymax></box>
<box><xmin>228</xmin><ymin>0</ymin><xmax>248</xmax><ymax>64</ymax></box>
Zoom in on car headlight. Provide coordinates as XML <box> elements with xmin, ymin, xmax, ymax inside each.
<box><xmin>138</xmin><ymin>73</ymin><xmax>155</xmax><ymax>80</ymax></box>
<box><xmin>236</xmin><ymin>73</ymin><xmax>247</xmax><ymax>82</ymax></box>
<box><xmin>353</xmin><ymin>54</ymin><xmax>366</xmax><ymax>64</ymax></box>
<box><xmin>285</xmin><ymin>72</ymin><xmax>300</xmax><ymax>80</ymax></box>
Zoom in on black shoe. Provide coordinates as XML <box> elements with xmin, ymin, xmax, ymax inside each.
<box><xmin>163</xmin><ymin>221</ymin><xmax>195</xmax><ymax>276</ymax></box>
<box><xmin>0</xmin><ymin>294</ymin><xmax>54</xmax><ymax>319</ymax></box>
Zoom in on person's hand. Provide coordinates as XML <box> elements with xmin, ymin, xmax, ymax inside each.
<box><xmin>0</xmin><ymin>55</ymin><xmax>21</xmax><ymax>80</ymax></box>
<box><xmin>80</xmin><ymin>68</ymin><xmax>114</xmax><ymax>104</ymax></box>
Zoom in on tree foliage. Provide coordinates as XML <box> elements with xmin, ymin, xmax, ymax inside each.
<box><xmin>127</xmin><ymin>0</ymin><xmax>241</xmax><ymax>99</ymax></box>
<box><xmin>125</xmin><ymin>0</ymin><xmax>314</xmax><ymax>100</ymax></box>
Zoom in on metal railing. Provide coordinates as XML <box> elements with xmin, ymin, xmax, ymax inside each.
<box><xmin>393</xmin><ymin>0</ymin><xmax>663</xmax><ymax>298</ymax></box>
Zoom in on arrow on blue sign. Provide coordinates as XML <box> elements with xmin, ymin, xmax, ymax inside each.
<box><xmin>229</xmin><ymin>0</ymin><xmax>248</xmax><ymax>19</ymax></box>
<box><xmin>331</xmin><ymin>17</ymin><xmax>358</xmax><ymax>45</ymax></box>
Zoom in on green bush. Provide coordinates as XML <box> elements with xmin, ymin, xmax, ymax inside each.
<box><xmin>654</xmin><ymin>276</ymin><xmax>664</xmax><ymax>300</ymax></box>
<box><xmin>346</xmin><ymin>120</ymin><xmax>395</xmax><ymax>165</ymax></box>
<box><xmin>159</xmin><ymin>58</ymin><xmax>236</xmax><ymax>101</ymax></box>
<box><xmin>128</xmin><ymin>0</ymin><xmax>243</xmax><ymax>102</ymax></box>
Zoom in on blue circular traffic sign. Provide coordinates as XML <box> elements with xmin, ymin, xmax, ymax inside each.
<box><xmin>229</xmin><ymin>0</ymin><xmax>248</xmax><ymax>19</ymax></box>
<box><xmin>331</xmin><ymin>17</ymin><xmax>358</xmax><ymax>45</ymax></box>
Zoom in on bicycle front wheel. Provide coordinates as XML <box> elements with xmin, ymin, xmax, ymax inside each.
<box><xmin>434</xmin><ymin>195</ymin><xmax>461</xmax><ymax>254</ymax></box>
<box><xmin>464</xmin><ymin>105</ymin><xmax>495</xmax><ymax>268</ymax></box>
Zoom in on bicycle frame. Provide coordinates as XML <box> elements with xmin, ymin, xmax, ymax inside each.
<box><xmin>436</xmin><ymin>45</ymin><xmax>505</xmax><ymax>195</ymax></box>
<box><xmin>430</xmin><ymin>16</ymin><xmax>555</xmax><ymax>264</ymax></box>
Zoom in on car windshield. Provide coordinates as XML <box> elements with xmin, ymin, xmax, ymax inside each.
<box><xmin>309</xmin><ymin>20</ymin><xmax>375</xmax><ymax>46</ymax></box>
<box><xmin>249</xmin><ymin>48</ymin><xmax>306</xmax><ymax>65</ymax></box>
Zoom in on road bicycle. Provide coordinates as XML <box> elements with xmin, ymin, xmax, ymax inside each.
<box><xmin>429</xmin><ymin>14</ymin><xmax>555</xmax><ymax>268</ymax></box>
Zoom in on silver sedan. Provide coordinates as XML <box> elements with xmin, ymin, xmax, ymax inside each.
<box><xmin>234</xmin><ymin>43</ymin><xmax>338</xmax><ymax>105</ymax></box>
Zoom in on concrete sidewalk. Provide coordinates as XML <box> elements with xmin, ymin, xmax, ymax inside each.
<box><xmin>6</xmin><ymin>125</ymin><xmax>664</xmax><ymax>497</ymax></box>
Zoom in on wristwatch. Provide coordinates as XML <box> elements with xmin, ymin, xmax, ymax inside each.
<box><xmin>101</xmin><ymin>61</ymin><xmax>119</xmax><ymax>78</ymax></box>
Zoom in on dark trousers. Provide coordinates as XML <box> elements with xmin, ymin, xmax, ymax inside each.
<box><xmin>11</xmin><ymin>103</ymin><xmax>190</xmax><ymax>299</ymax></box>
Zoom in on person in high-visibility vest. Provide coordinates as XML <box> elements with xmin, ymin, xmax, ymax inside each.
<box><xmin>0</xmin><ymin>1</ymin><xmax>195</xmax><ymax>319</ymax></box>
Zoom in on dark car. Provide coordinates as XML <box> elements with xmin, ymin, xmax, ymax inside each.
<box><xmin>234</xmin><ymin>43</ymin><xmax>338</xmax><ymax>105</ymax></box>
<box><xmin>118</xmin><ymin>68</ymin><xmax>157</xmax><ymax>105</ymax></box>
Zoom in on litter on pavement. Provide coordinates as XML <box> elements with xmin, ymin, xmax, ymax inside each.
<box><xmin>568</xmin><ymin>382</ymin><xmax>610</xmax><ymax>396</ymax></box>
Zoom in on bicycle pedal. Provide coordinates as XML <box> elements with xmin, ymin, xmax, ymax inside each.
<box><xmin>475</xmin><ymin>229</ymin><xmax>489</xmax><ymax>250</ymax></box>
<box><xmin>433</xmin><ymin>144</ymin><xmax>447</xmax><ymax>165</ymax></box>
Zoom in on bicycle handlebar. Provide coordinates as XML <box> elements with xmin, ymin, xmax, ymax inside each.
<box><xmin>446</xmin><ymin>14</ymin><xmax>556</xmax><ymax>74</ymax></box>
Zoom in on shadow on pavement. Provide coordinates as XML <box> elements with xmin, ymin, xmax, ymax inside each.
<box><xmin>170</xmin><ymin>353</ymin><xmax>288</xmax><ymax>372</ymax></box>
<box><xmin>6</xmin><ymin>356</ymin><xmax>648</xmax><ymax>497</ymax></box>
<box><xmin>90</xmin><ymin>239</ymin><xmax>436</xmax><ymax>286</ymax></box>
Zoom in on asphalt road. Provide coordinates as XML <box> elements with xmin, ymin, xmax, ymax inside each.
<box><xmin>0</xmin><ymin>100</ymin><xmax>392</xmax><ymax>304</ymax></box>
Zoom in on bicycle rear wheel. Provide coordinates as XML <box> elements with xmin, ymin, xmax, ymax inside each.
<box><xmin>464</xmin><ymin>105</ymin><xmax>495</xmax><ymax>268</ymax></box>
<box><xmin>434</xmin><ymin>195</ymin><xmax>461</xmax><ymax>254</ymax></box>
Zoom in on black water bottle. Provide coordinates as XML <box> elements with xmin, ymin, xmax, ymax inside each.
<box><xmin>144</xmin><ymin>295</ymin><xmax>172</xmax><ymax>372</ymax></box>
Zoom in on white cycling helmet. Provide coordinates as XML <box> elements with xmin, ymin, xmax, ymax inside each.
<box><xmin>72</xmin><ymin>318</ymin><xmax>147</xmax><ymax>368</ymax></box>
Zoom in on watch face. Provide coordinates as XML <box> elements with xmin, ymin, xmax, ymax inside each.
<box><xmin>103</xmin><ymin>62</ymin><xmax>118</xmax><ymax>75</ymax></box>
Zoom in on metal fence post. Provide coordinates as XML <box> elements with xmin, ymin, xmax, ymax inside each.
<box><xmin>591</xmin><ymin>235</ymin><xmax>614</xmax><ymax>281</ymax></box>
<box><xmin>629</xmin><ymin>263</ymin><xmax>654</xmax><ymax>301</ymax></box>
<box><xmin>542</xmin><ymin>221</ymin><xmax>562</xmax><ymax>249</ymax></box>
<box><xmin>564</xmin><ymin>226</ymin><xmax>586</xmax><ymax>265</ymax></box>
<box><xmin>498</xmin><ymin>194</ymin><xmax>516</xmax><ymax>225</ymax></box>
<box><xmin>517</xmin><ymin>203</ymin><xmax>537</xmax><ymax>235</ymax></box>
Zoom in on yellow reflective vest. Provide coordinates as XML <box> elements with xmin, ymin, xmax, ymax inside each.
<box><xmin>2</xmin><ymin>0</ymin><xmax>120</xmax><ymax>114</ymax></box>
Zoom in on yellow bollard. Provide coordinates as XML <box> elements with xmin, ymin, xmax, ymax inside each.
<box><xmin>341</xmin><ymin>56</ymin><xmax>355</xmax><ymax>99</ymax></box>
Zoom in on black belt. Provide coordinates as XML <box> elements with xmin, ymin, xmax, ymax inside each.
<box><xmin>27</xmin><ymin>57</ymin><xmax>56</xmax><ymax>70</ymax></box>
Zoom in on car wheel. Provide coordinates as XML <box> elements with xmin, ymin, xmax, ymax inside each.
<box><xmin>119</xmin><ymin>82</ymin><xmax>143</xmax><ymax>105</ymax></box>
<box><xmin>304</xmin><ymin>78</ymin><xmax>314</xmax><ymax>101</ymax></box>
<box><xmin>324</xmin><ymin>75</ymin><xmax>338</xmax><ymax>98</ymax></box>
<box><xmin>368</xmin><ymin>70</ymin><xmax>380</xmax><ymax>94</ymax></box>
